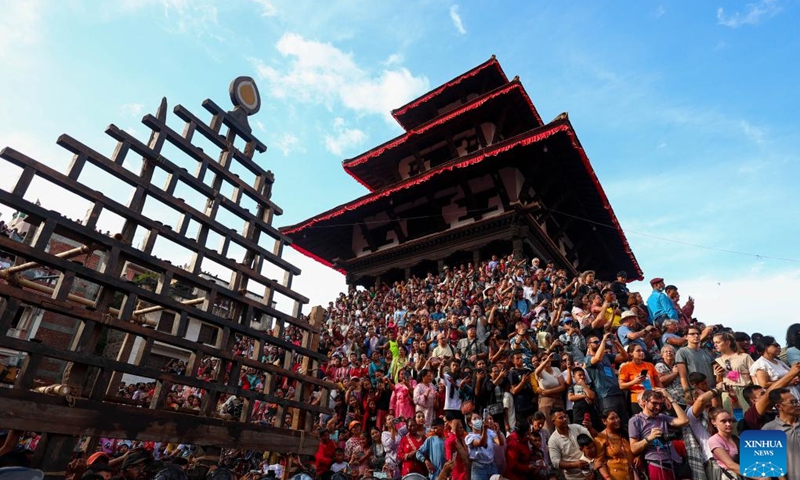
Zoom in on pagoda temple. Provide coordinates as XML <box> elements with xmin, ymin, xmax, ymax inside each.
<box><xmin>281</xmin><ymin>57</ymin><xmax>642</xmax><ymax>286</ymax></box>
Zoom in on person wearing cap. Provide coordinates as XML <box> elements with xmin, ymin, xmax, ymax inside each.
<box><xmin>617</xmin><ymin>311</ymin><xmax>653</xmax><ymax>351</ymax></box>
<box><xmin>646</xmin><ymin>278</ymin><xmax>678</xmax><ymax>327</ymax></box>
<box><xmin>119</xmin><ymin>449</ymin><xmax>151</xmax><ymax>480</ymax></box>
<box><xmin>416</xmin><ymin>417</ymin><xmax>447</xmax><ymax>480</ymax></box>
<box><xmin>610</xmin><ymin>271</ymin><xmax>630</xmax><ymax>307</ymax></box>
<box><xmin>344</xmin><ymin>421</ymin><xmax>367</xmax><ymax>475</ymax></box>
<box><xmin>664</xmin><ymin>284</ymin><xmax>694</xmax><ymax>330</ymax></box>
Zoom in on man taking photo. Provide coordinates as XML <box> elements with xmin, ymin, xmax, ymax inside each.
<box><xmin>629</xmin><ymin>389</ymin><xmax>689</xmax><ymax>480</ymax></box>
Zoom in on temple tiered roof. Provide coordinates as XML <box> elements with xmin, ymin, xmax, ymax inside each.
<box><xmin>281</xmin><ymin>58</ymin><xmax>642</xmax><ymax>284</ymax></box>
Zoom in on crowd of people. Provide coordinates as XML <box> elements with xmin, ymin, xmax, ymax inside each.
<box><xmin>309</xmin><ymin>255</ymin><xmax>800</xmax><ymax>480</ymax></box>
<box><xmin>3</xmin><ymin>252</ymin><xmax>800</xmax><ymax>480</ymax></box>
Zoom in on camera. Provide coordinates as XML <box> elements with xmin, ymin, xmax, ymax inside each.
<box><xmin>609</xmin><ymin>301</ymin><xmax>619</xmax><ymax>308</ymax></box>
<box><xmin>659</xmin><ymin>431</ymin><xmax>682</xmax><ymax>443</ymax></box>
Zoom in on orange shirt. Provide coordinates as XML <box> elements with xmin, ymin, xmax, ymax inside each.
<box><xmin>619</xmin><ymin>361</ymin><xmax>658</xmax><ymax>403</ymax></box>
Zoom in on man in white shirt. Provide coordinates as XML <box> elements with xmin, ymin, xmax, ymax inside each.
<box><xmin>547</xmin><ymin>408</ymin><xmax>592</xmax><ymax>480</ymax></box>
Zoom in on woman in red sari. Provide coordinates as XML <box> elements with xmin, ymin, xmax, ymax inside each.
<box><xmin>445</xmin><ymin>416</ymin><xmax>470</xmax><ymax>480</ymax></box>
<box><xmin>397</xmin><ymin>420</ymin><xmax>427</xmax><ymax>477</ymax></box>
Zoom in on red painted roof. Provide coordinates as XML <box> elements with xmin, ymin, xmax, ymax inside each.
<box><xmin>390</xmin><ymin>56</ymin><xmax>508</xmax><ymax>129</ymax></box>
<box><xmin>343</xmin><ymin>80</ymin><xmax>542</xmax><ymax>191</ymax></box>
<box><xmin>285</xmin><ymin>122</ymin><xmax>573</xmax><ymax>235</ymax></box>
<box><xmin>284</xmin><ymin>118</ymin><xmax>641</xmax><ymax>281</ymax></box>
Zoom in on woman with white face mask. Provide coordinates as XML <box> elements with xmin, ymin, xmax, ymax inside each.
<box><xmin>465</xmin><ymin>412</ymin><xmax>499</xmax><ymax>480</ymax></box>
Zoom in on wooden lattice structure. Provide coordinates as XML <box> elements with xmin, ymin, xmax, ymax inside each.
<box><xmin>0</xmin><ymin>78</ymin><xmax>331</xmax><ymax>474</ymax></box>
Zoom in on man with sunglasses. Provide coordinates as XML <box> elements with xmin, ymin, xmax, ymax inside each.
<box><xmin>629</xmin><ymin>389</ymin><xmax>689</xmax><ymax>480</ymax></box>
<box><xmin>585</xmin><ymin>332</ymin><xmax>630</xmax><ymax>427</ymax></box>
<box><xmin>763</xmin><ymin>387</ymin><xmax>800</xmax><ymax>476</ymax></box>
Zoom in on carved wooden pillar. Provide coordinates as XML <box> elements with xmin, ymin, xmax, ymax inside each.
<box><xmin>510</xmin><ymin>224</ymin><xmax>528</xmax><ymax>260</ymax></box>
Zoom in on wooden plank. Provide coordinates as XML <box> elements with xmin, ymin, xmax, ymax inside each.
<box><xmin>0</xmin><ymin>325</ymin><xmax>331</xmax><ymax>415</ymax></box>
<box><xmin>0</xmin><ymin>233</ymin><xmax>323</xmax><ymax>360</ymax></box>
<box><xmin>0</xmin><ymin>392</ymin><xmax>318</xmax><ymax>456</ymax></box>
<box><xmin>10</xmin><ymin>202</ymin><xmax>309</xmax><ymax>334</ymax></box>
<box><xmin>0</xmin><ymin>282</ymin><xmax>336</xmax><ymax>391</ymax></box>
<box><xmin>0</xmin><ymin>81</ymin><xmax>323</xmax><ymax>465</ymax></box>
<box><xmin>4</xmin><ymin>143</ymin><xmax>307</xmax><ymax>304</ymax></box>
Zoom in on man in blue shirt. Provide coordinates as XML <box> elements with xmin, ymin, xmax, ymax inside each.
<box><xmin>617</xmin><ymin>311</ymin><xmax>652</xmax><ymax>351</ymax></box>
<box><xmin>417</xmin><ymin>417</ymin><xmax>447</xmax><ymax>479</ymax></box>
<box><xmin>646</xmin><ymin>278</ymin><xmax>678</xmax><ymax>327</ymax></box>
<box><xmin>585</xmin><ymin>332</ymin><xmax>630</xmax><ymax>427</ymax></box>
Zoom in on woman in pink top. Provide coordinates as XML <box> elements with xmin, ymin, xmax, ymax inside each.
<box><xmin>390</xmin><ymin>369</ymin><xmax>416</xmax><ymax>420</ymax></box>
<box><xmin>707</xmin><ymin>408</ymin><xmax>741</xmax><ymax>477</ymax></box>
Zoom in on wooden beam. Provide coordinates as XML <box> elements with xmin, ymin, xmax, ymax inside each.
<box><xmin>0</xmin><ymin>391</ymin><xmax>318</xmax><ymax>456</ymax></box>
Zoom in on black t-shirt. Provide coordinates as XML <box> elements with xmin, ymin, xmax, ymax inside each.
<box><xmin>507</xmin><ymin>368</ymin><xmax>536</xmax><ymax>415</ymax></box>
<box><xmin>610</xmin><ymin>281</ymin><xmax>630</xmax><ymax>307</ymax></box>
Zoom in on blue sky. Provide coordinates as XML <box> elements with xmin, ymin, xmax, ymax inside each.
<box><xmin>0</xmin><ymin>0</ymin><xmax>797</xmax><ymax>341</ymax></box>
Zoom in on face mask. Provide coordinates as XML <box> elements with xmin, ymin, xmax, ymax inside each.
<box><xmin>472</xmin><ymin>420</ymin><xmax>483</xmax><ymax>431</ymax></box>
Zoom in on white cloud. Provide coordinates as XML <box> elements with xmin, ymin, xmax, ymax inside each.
<box><xmin>324</xmin><ymin>118</ymin><xmax>366</xmax><ymax>156</ymax></box>
<box><xmin>340</xmin><ymin>69</ymin><xmax>430</xmax><ymax>120</ymax></box>
<box><xmin>449</xmin><ymin>5</ymin><xmax>467</xmax><ymax>34</ymax></box>
<box><xmin>251</xmin><ymin>0</ymin><xmax>277</xmax><ymax>17</ymax></box>
<box><xmin>717</xmin><ymin>0</ymin><xmax>781</xmax><ymax>28</ymax></box>
<box><xmin>120</xmin><ymin>103</ymin><xmax>144</xmax><ymax>117</ymax></box>
<box><xmin>251</xmin><ymin>32</ymin><xmax>429</xmax><ymax>122</ymax></box>
<box><xmin>383</xmin><ymin>53</ymin><xmax>404</xmax><ymax>66</ymax></box>
<box><xmin>654</xmin><ymin>6</ymin><xmax>666</xmax><ymax>18</ymax></box>
<box><xmin>272</xmin><ymin>133</ymin><xmax>302</xmax><ymax>156</ymax></box>
<box><xmin>670</xmin><ymin>267</ymin><xmax>800</xmax><ymax>340</ymax></box>
<box><xmin>255</xmin><ymin>120</ymin><xmax>266</xmax><ymax>132</ymax></box>
<box><xmin>119</xmin><ymin>0</ymin><xmax>222</xmax><ymax>40</ymax></box>
<box><xmin>0</xmin><ymin>0</ymin><xmax>42</xmax><ymax>61</ymax></box>
<box><xmin>740</xmin><ymin>120</ymin><xmax>766</xmax><ymax>144</ymax></box>
<box><xmin>280</xmin><ymin>248</ymin><xmax>347</xmax><ymax>313</ymax></box>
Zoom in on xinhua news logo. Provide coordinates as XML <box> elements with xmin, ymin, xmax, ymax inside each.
<box><xmin>740</xmin><ymin>430</ymin><xmax>787</xmax><ymax>477</ymax></box>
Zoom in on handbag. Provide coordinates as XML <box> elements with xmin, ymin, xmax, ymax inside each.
<box><xmin>460</xmin><ymin>399</ymin><xmax>475</xmax><ymax>415</ymax></box>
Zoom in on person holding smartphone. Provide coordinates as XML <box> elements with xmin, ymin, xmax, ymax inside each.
<box><xmin>465</xmin><ymin>411</ymin><xmax>498</xmax><ymax>480</ymax></box>
<box><xmin>619</xmin><ymin>344</ymin><xmax>661</xmax><ymax>414</ymax></box>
